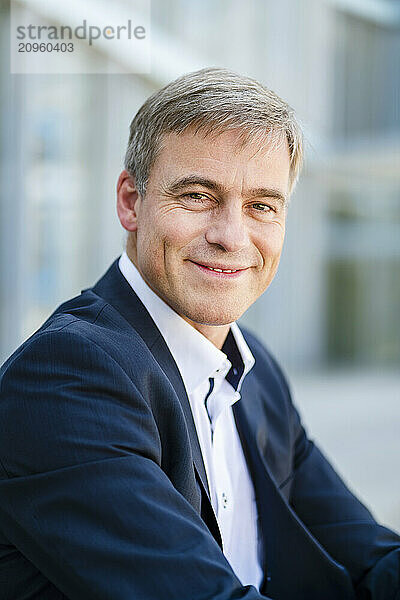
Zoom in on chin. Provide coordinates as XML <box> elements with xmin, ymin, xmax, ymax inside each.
<box><xmin>182</xmin><ymin>301</ymin><xmax>246</xmax><ymax>327</ymax></box>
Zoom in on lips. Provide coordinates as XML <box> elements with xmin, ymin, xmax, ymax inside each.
<box><xmin>189</xmin><ymin>260</ymin><xmax>248</xmax><ymax>274</ymax></box>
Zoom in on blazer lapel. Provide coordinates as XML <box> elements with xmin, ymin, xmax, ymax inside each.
<box><xmin>91</xmin><ymin>260</ymin><xmax>212</xmax><ymax>506</ymax></box>
<box><xmin>233</xmin><ymin>378</ymin><xmax>354</xmax><ymax>599</ymax></box>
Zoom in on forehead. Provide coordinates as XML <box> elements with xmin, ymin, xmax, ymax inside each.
<box><xmin>150</xmin><ymin>128</ymin><xmax>291</xmax><ymax>192</ymax></box>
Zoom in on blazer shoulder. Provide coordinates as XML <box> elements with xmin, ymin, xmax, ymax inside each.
<box><xmin>1</xmin><ymin>291</ymin><xmax>102</xmax><ymax>370</ymax></box>
<box><xmin>1</xmin><ymin>282</ymin><xmax>149</xmax><ymax>372</ymax></box>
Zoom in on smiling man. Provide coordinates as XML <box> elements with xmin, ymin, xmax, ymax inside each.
<box><xmin>0</xmin><ymin>68</ymin><xmax>399</xmax><ymax>600</ymax></box>
<box><xmin>117</xmin><ymin>127</ymin><xmax>289</xmax><ymax>346</ymax></box>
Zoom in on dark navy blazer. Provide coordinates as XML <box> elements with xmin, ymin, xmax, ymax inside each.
<box><xmin>0</xmin><ymin>260</ymin><xmax>399</xmax><ymax>600</ymax></box>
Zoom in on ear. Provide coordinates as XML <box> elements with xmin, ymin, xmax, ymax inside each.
<box><xmin>116</xmin><ymin>170</ymin><xmax>141</xmax><ymax>232</ymax></box>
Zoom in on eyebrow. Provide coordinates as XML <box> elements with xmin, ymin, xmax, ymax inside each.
<box><xmin>165</xmin><ymin>175</ymin><xmax>287</xmax><ymax>208</ymax></box>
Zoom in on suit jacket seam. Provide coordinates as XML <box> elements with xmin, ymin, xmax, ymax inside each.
<box><xmin>48</xmin><ymin>324</ymin><xmax>147</xmax><ymax>401</ymax></box>
<box><xmin>90</xmin><ymin>292</ymin><xmax>162</xmax><ymax>351</ymax></box>
<box><xmin>91</xmin><ymin>302</ymin><xmax>109</xmax><ymax>326</ymax></box>
<box><xmin>279</xmin><ymin>471</ymin><xmax>294</xmax><ymax>490</ymax></box>
<box><xmin>0</xmin><ymin>456</ymin><xmax>10</xmax><ymax>479</ymax></box>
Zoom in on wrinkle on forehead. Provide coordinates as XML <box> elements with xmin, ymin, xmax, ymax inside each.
<box><xmin>149</xmin><ymin>126</ymin><xmax>291</xmax><ymax>200</ymax></box>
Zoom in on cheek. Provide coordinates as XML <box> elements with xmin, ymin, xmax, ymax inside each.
<box><xmin>162</xmin><ymin>213</ymin><xmax>205</xmax><ymax>254</ymax></box>
<box><xmin>135</xmin><ymin>217</ymin><xmax>164</xmax><ymax>279</ymax></box>
<box><xmin>137</xmin><ymin>213</ymin><xmax>199</xmax><ymax>275</ymax></box>
<box><xmin>257</xmin><ymin>226</ymin><xmax>285</xmax><ymax>264</ymax></box>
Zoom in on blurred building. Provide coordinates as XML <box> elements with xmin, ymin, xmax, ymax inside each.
<box><xmin>1</xmin><ymin>0</ymin><xmax>399</xmax><ymax>369</ymax></box>
<box><xmin>0</xmin><ymin>0</ymin><xmax>399</xmax><ymax>525</ymax></box>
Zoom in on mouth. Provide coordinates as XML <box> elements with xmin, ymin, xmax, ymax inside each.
<box><xmin>188</xmin><ymin>260</ymin><xmax>249</xmax><ymax>278</ymax></box>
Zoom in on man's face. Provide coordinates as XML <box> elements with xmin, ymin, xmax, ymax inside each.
<box><xmin>120</xmin><ymin>128</ymin><xmax>290</xmax><ymax>327</ymax></box>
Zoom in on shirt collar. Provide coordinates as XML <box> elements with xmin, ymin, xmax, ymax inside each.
<box><xmin>118</xmin><ymin>251</ymin><xmax>254</xmax><ymax>395</ymax></box>
<box><xmin>223</xmin><ymin>324</ymin><xmax>255</xmax><ymax>392</ymax></box>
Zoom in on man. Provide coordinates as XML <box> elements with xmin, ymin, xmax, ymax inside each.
<box><xmin>0</xmin><ymin>68</ymin><xmax>399</xmax><ymax>600</ymax></box>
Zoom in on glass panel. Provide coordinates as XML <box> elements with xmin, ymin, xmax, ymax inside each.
<box><xmin>326</xmin><ymin>184</ymin><xmax>400</xmax><ymax>365</ymax></box>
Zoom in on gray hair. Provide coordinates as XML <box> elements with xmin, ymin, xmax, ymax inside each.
<box><xmin>124</xmin><ymin>67</ymin><xmax>303</xmax><ymax>197</ymax></box>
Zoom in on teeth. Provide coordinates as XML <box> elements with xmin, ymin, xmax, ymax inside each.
<box><xmin>206</xmin><ymin>266</ymin><xmax>237</xmax><ymax>273</ymax></box>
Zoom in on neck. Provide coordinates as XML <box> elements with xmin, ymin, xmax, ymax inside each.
<box><xmin>180</xmin><ymin>317</ymin><xmax>230</xmax><ymax>350</ymax></box>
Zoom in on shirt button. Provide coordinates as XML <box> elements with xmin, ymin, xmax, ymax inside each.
<box><xmin>221</xmin><ymin>492</ymin><xmax>229</xmax><ymax>508</ymax></box>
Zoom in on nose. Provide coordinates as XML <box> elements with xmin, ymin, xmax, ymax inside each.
<box><xmin>204</xmin><ymin>204</ymin><xmax>250</xmax><ymax>253</ymax></box>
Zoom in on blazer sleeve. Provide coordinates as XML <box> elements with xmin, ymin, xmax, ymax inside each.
<box><xmin>287</xmin><ymin>393</ymin><xmax>400</xmax><ymax>599</ymax></box>
<box><xmin>0</xmin><ymin>328</ymin><xmax>267</xmax><ymax>600</ymax></box>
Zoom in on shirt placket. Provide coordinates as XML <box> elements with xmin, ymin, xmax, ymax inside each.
<box><xmin>207</xmin><ymin>374</ymin><xmax>236</xmax><ymax>548</ymax></box>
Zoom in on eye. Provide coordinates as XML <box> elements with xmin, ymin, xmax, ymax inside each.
<box><xmin>251</xmin><ymin>203</ymin><xmax>275</xmax><ymax>213</ymax></box>
<box><xmin>184</xmin><ymin>193</ymin><xmax>209</xmax><ymax>201</ymax></box>
<box><xmin>178</xmin><ymin>192</ymin><xmax>216</xmax><ymax>211</ymax></box>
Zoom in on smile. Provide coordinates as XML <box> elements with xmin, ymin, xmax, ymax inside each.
<box><xmin>189</xmin><ymin>261</ymin><xmax>248</xmax><ymax>278</ymax></box>
<box><xmin>204</xmin><ymin>266</ymin><xmax>238</xmax><ymax>273</ymax></box>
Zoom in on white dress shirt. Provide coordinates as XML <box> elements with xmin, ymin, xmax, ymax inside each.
<box><xmin>119</xmin><ymin>252</ymin><xmax>263</xmax><ymax>590</ymax></box>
